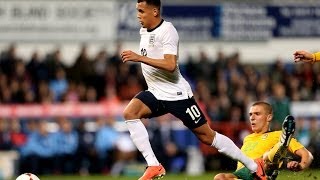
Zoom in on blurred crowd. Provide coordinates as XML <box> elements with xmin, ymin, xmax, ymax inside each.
<box><xmin>0</xmin><ymin>43</ymin><xmax>319</xmax><ymax>176</ymax></box>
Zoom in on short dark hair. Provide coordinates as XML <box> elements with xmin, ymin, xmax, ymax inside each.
<box><xmin>251</xmin><ymin>101</ymin><xmax>273</xmax><ymax>115</ymax></box>
<box><xmin>137</xmin><ymin>0</ymin><xmax>161</xmax><ymax>8</ymax></box>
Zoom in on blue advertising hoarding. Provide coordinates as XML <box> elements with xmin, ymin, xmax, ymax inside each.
<box><xmin>267</xmin><ymin>6</ymin><xmax>320</xmax><ymax>37</ymax></box>
<box><xmin>162</xmin><ymin>5</ymin><xmax>221</xmax><ymax>41</ymax></box>
<box><xmin>117</xmin><ymin>3</ymin><xmax>220</xmax><ymax>41</ymax></box>
<box><xmin>117</xmin><ymin>3</ymin><xmax>320</xmax><ymax>41</ymax></box>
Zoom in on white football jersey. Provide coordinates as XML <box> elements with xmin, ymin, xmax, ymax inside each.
<box><xmin>139</xmin><ymin>20</ymin><xmax>193</xmax><ymax>101</ymax></box>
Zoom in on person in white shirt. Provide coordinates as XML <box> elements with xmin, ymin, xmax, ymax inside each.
<box><xmin>120</xmin><ymin>0</ymin><xmax>266</xmax><ymax>179</ymax></box>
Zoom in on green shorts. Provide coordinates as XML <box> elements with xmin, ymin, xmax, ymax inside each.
<box><xmin>232</xmin><ymin>167</ymin><xmax>255</xmax><ymax>180</ymax></box>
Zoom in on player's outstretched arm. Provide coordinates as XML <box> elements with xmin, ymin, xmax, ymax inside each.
<box><xmin>294</xmin><ymin>50</ymin><xmax>320</xmax><ymax>63</ymax></box>
<box><xmin>287</xmin><ymin>147</ymin><xmax>313</xmax><ymax>172</ymax></box>
<box><xmin>121</xmin><ymin>50</ymin><xmax>177</xmax><ymax>72</ymax></box>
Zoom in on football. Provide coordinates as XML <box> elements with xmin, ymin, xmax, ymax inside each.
<box><xmin>16</xmin><ymin>173</ymin><xmax>40</xmax><ymax>180</ymax></box>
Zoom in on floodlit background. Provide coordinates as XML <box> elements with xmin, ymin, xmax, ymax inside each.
<box><xmin>0</xmin><ymin>0</ymin><xmax>319</xmax><ymax>179</ymax></box>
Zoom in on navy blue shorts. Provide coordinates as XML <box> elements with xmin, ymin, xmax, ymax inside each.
<box><xmin>135</xmin><ymin>91</ymin><xmax>207</xmax><ymax>129</ymax></box>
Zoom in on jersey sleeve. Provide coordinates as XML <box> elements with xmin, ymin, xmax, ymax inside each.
<box><xmin>161</xmin><ymin>24</ymin><xmax>179</xmax><ymax>55</ymax></box>
<box><xmin>288</xmin><ymin>138</ymin><xmax>304</xmax><ymax>153</ymax></box>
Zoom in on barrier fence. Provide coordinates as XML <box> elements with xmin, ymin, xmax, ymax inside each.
<box><xmin>0</xmin><ymin>102</ymin><xmax>126</xmax><ymax>118</ymax></box>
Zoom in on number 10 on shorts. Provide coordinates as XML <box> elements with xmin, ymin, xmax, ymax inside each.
<box><xmin>186</xmin><ymin>105</ymin><xmax>201</xmax><ymax>123</ymax></box>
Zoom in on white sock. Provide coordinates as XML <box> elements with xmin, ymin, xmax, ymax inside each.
<box><xmin>211</xmin><ymin>132</ymin><xmax>257</xmax><ymax>173</ymax></box>
<box><xmin>125</xmin><ymin>119</ymin><xmax>160</xmax><ymax>166</ymax></box>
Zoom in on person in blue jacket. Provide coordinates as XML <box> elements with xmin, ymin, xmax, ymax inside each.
<box><xmin>54</xmin><ymin>117</ymin><xmax>79</xmax><ymax>174</ymax></box>
<box><xmin>19</xmin><ymin>120</ymin><xmax>56</xmax><ymax>174</ymax></box>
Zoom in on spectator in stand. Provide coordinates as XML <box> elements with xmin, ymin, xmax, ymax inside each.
<box><xmin>23</xmin><ymin>86</ymin><xmax>36</xmax><ymax>104</ymax></box>
<box><xmin>75</xmin><ymin>119</ymin><xmax>96</xmax><ymax>175</ymax></box>
<box><xmin>194</xmin><ymin>50</ymin><xmax>214</xmax><ymax>82</ymax></box>
<box><xmin>36</xmin><ymin>80</ymin><xmax>54</xmax><ymax>103</ymax></box>
<box><xmin>16</xmin><ymin>62</ymin><xmax>35</xmax><ymax>103</ymax></box>
<box><xmin>26</xmin><ymin>50</ymin><xmax>49</xmax><ymax>84</ymax></box>
<box><xmin>299</xmin><ymin>62</ymin><xmax>314</xmax><ymax>86</ymax></box>
<box><xmin>9</xmin><ymin>118</ymin><xmax>27</xmax><ymax>150</ymax></box>
<box><xmin>70</xmin><ymin>44</ymin><xmax>94</xmax><ymax>84</ymax></box>
<box><xmin>183</xmin><ymin>54</ymin><xmax>196</xmax><ymax>83</ymax></box>
<box><xmin>194</xmin><ymin>79</ymin><xmax>211</xmax><ymax>106</ymax></box>
<box><xmin>61</xmin><ymin>81</ymin><xmax>80</xmax><ymax>103</ymax></box>
<box><xmin>13</xmin><ymin>60</ymin><xmax>31</xmax><ymax>85</ymax></box>
<box><xmin>0</xmin><ymin>73</ymin><xmax>12</xmax><ymax>104</ymax></box>
<box><xmin>104</xmin><ymin>64</ymin><xmax>117</xmax><ymax>89</ymax></box>
<box><xmin>93</xmin><ymin>116</ymin><xmax>119</xmax><ymax>173</ymax></box>
<box><xmin>206</xmin><ymin>96</ymin><xmax>223</xmax><ymax>122</ymax></box>
<box><xmin>286</xmin><ymin>75</ymin><xmax>301</xmax><ymax>101</ymax></box>
<box><xmin>19</xmin><ymin>120</ymin><xmax>57</xmax><ymax>175</ymax></box>
<box><xmin>295</xmin><ymin>117</ymin><xmax>310</xmax><ymax>148</ymax></box>
<box><xmin>0</xmin><ymin>43</ymin><xmax>20</xmax><ymax>77</ymax></box>
<box><xmin>0</xmin><ymin>72</ymin><xmax>7</xmax><ymax>92</ymax></box>
<box><xmin>10</xmin><ymin>79</ymin><xmax>25</xmax><ymax>103</ymax></box>
<box><xmin>92</xmin><ymin>49</ymin><xmax>109</xmax><ymax>99</ymax></box>
<box><xmin>229</xmin><ymin>86</ymin><xmax>249</xmax><ymax>122</ymax></box>
<box><xmin>269</xmin><ymin>58</ymin><xmax>287</xmax><ymax>84</ymax></box>
<box><xmin>85</xmin><ymin>86</ymin><xmax>98</xmax><ymax>102</ymax></box>
<box><xmin>224</xmin><ymin>52</ymin><xmax>244</xmax><ymax>85</ymax></box>
<box><xmin>242</xmin><ymin>65</ymin><xmax>259</xmax><ymax>94</ymax></box>
<box><xmin>108</xmin><ymin>41</ymin><xmax>123</xmax><ymax>68</ymax></box>
<box><xmin>0</xmin><ymin>118</ymin><xmax>12</xmax><ymax>150</ymax></box>
<box><xmin>268</xmin><ymin>83</ymin><xmax>291</xmax><ymax>130</ymax></box>
<box><xmin>76</xmin><ymin>83</ymin><xmax>88</xmax><ymax>102</ymax></box>
<box><xmin>216</xmin><ymin>78</ymin><xmax>231</xmax><ymax>120</ymax></box>
<box><xmin>44</xmin><ymin>48</ymin><xmax>67</xmax><ymax>80</ymax></box>
<box><xmin>116</xmin><ymin>63</ymin><xmax>131</xmax><ymax>99</ymax></box>
<box><xmin>22</xmin><ymin>119</ymin><xmax>38</xmax><ymax>135</ymax></box>
<box><xmin>213</xmin><ymin>50</ymin><xmax>227</xmax><ymax>75</ymax></box>
<box><xmin>54</xmin><ymin>117</ymin><xmax>79</xmax><ymax>174</ymax></box>
<box><xmin>49</xmin><ymin>68</ymin><xmax>68</xmax><ymax>102</ymax></box>
<box><xmin>255</xmin><ymin>74</ymin><xmax>270</xmax><ymax>101</ymax></box>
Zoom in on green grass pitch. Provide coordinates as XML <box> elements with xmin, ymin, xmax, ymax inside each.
<box><xmin>29</xmin><ymin>170</ymin><xmax>319</xmax><ymax>180</ymax></box>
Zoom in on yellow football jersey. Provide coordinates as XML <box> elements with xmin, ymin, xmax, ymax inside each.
<box><xmin>237</xmin><ymin>130</ymin><xmax>304</xmax><ymax>169</ymax></box>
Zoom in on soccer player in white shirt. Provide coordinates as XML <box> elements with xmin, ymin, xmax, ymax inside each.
<box><xmin>120</xmin><ymin>0</ymin><xmax>266</xmax><ymax>179</ymax></box>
